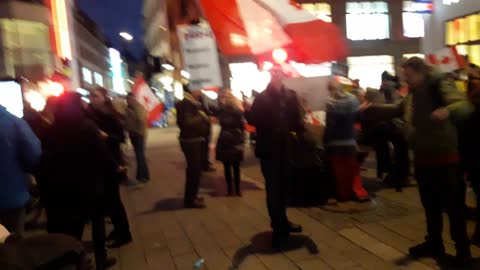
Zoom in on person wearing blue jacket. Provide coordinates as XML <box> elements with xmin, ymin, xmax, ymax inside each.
<box><xmin>0</xmin><ymin>105</ymin><xmax>41</xmax><ymax>236</ymax></box>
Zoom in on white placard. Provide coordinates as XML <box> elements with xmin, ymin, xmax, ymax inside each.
<box><xmin>177</xmin><ymin>25</ymin><xmax>223</xmax><ymax>90</ymax></box>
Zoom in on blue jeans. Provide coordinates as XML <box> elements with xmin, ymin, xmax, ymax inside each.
<box><xmin>130</xmin><ymin>134</ymin><xmax>150</xmax><ymax>181</ymax></box>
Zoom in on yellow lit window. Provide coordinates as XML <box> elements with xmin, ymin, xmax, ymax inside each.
<box><xmin>467</xmin><ymin>14</ymin><xmax>480</xmax><ymax>41</ymax></box>
<box><xmin>470</xmin><ymin>45</ymin><xmax>480</xmax><ymax>66</ymax></box>
<box><xmin>446</xmin><ymin>21</ymin><xmax>456</xmax><ymax>45</ymax></box>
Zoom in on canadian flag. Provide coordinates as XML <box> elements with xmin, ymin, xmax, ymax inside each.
<box><xmin>426</xmin><ymin>46</ymin><xmax>466</xmax><ymax>73</ymax></box>
<box><xmin>199</xmin><ymin>0</ymin><xmax>348</xmax><ymax>63</ymax></box>
<box><xmin>131</xmin><ymin>76</ymin><xmax>164</xmax><ymax>124</ymax></box>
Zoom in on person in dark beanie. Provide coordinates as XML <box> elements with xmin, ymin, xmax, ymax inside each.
<box><xmin>41</xmin><ymin>92</ymin><xmax>116</xmax><ymax>270</ymax></box>
<box><xmin>366</xmin><ymin>57</ymin><xmax>473</xmax><ymax>265</ymax></box>
<box><xmin>176</xmin><ymin>85</ymin><xmax>210</xmax><ymax>208</ymax></box>
<box><xmin>245</xmin><ymin>67</ymin><xmax>304</xmax><ymax>248</ymax></box>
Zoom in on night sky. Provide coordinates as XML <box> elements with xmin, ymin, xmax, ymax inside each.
<box><xmin>76</xmin><ymin>0</ymin><xmax>144</xmax><ymax>59</ymax></box>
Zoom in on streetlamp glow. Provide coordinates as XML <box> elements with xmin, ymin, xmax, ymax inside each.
<box><xmin>119</xmin><ymin>32</ymin><xmax>133</xmax><ymax>41</ymax></box>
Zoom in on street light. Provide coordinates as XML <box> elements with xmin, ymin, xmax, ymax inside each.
<box><xmin>119</xmin><ymin>32</ymin><xmax>133</xmax><ymax>41</ymax></box>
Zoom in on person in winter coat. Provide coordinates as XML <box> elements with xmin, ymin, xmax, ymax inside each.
<box><xmin>41</xmin><ymin>92</ymin><xmax>116</xmax><ymax>270</ymax></box>
<box><xmin>126</xmin><ymin>93</ymin><xmax>150</xmax><ymax>184</ymax></box>
<box><xmin>245</xmin><ymin>66</ymin><xmax>304</xmax><ymax>248</ymax></box>
<box><xmin>216</xmin><ymin>91</ymin><xmax>245</xmax><ymax>196</ymax></box>
<box><xmin>176</xmin><ymin>86</ymin><xmax>210</xmax><ymax>208</ymax></box>
<box><xmin>88</xmin><ymin>87</ymin><xmax>132</xmax><ymax>249</ymax></box>
<box><xmin>324</xmin><ymin>78</ymin><xmax>369</xmax><ymax>202</ymax></box>
<box><xmin>0</xmin><ymin>104</ymin><xmax>41</xmax><ymax>236</ymax></box>
<box><xmin>459</xmin><ymin>70</ymin><xmax>480</xmax><ymax>245</ymax></box>
<box><xmin>366</xmin><ymin>57</ymin><xmax>473</xmax><ymax>265</ymax></box>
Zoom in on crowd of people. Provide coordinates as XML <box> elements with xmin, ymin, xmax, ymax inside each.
<box><xmin>175</xmin><ymin>57</ymin><xmax>480</xmax><ymax>267</ymax></box>
<box><xmin>0</xmin><ymin>86</ymin><xmax>151</xmax><ymax>269</ymax></box>
<box><xmin>1</xmin><ymin>56</ymin><xmax>480</xmax><ymax>268</ymax></box>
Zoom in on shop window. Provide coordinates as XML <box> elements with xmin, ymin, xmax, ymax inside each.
<box><xmin>470</xmin><ymin>45</ymin><xmax>480</xmax><ymax>66</ymax></box>
<box><xmin>468</xmin><ymin>14</ymin><xmax>480</xmax><ymax>42</ymax></box>
<box><xmin>456</xmin><ymin>45</ymin><xmax>469</xmax><ymax>56</ymax></box>
<box><xmin>301</xmin><ymin>3</ymin><xmax>332</xmax><ymax>23</ymax></box>
<box><xmin>346</xmin><ymin>1</ymin><xmax>390</xmax><ymax>41</ymax></box>
<box><xmin>446</xmin><ymin>21</ymin><xmax>457</xmax><ymax>45</ymax></box>
<box><xmin>82</xmin><ymin>67</ymin><xmax>92</xmax><ymax>84</ymax></box>
<box><xmin>94</xmin><ymin>72</ymin><xmax>104</xmax><ymax>87</ymax></box>
<box><xmin>347</xmin><ymin>55</ymin><xmax>394</xmax><ymax>89</ymax></box>
<box><xmin>0</xmin><ymin>19</ymin><xmax>53</xmax><ymax>79</ymax></box>
<box><xmin>402</xmin><ymin>1</ymin><xmax>425</xmax><ymax>38</ymax></box>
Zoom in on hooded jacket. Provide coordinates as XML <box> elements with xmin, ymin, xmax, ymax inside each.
<box><xmin>0</xmin><ymin>106</ymin><xmax>41</xmax><ymax>209</ymax></box>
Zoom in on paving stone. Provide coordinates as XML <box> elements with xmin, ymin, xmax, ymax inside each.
<box><xmin>145</xmin><ymin>247</ymin><xmax>176</xmax><ymax>270</ymax></box>
<box><xmin>167</xmin><ymin>236</ymin><xmax>195</xmax><ymax>256</ymax></box>
<box><xmin>173</xmin><ymin>252</ymin><xmax>207</xmax><ymax>270</ymax></box>
<box><xmin>296</xmin><ymin>259</ymin><xmax>333</xmax><ymax>270</ymax></box>
<box><xmin>339</xmin><ymin>227</ymin><xmax>435</xmax><ymax>270</ymax></box>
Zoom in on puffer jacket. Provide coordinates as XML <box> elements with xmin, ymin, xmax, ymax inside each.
<box><xmin>215</xmin><ymin>105</ymin><xmax>245</xmax><ymax>163</ymax></box>
<box><xmin>0</xmin><ymin>106</ymin><xmax>41</xmax><ymax>210</ymax></box>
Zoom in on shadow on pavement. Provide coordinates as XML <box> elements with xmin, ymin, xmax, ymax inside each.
<box><xmin>140</xmin><ymin>198</ymin><xmax>185</xmax><ymax>213</ymax></box>
<box><xmin>230</xmin><ymin>231</ymin><xmax>318</xmax><ymax>269</ymax></box>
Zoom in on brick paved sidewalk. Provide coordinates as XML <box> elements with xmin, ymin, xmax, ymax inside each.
<box><xmin>28</xmin><ymin>129</ymin><xmax>480</xmax><ymax>270</ymax></box>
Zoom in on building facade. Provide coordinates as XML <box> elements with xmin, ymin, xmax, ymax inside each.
<box><xmin>423</xmin><ymin>0</ymin><xmax>480</xmax><ymax>65</ymax></box>
<box><xmin>144</xmin><ymin>0</ymin><xmax>424</xmax><ymax>90</ymax></box>
<box><xmin>0</xmin><ymin>0</ymin><xmax>54</xmax><ymax>81</ymax></box>
<box><xmin>73</xmin><ymin>8</ymin><xmax>113</xmax><ymax>90</ymax></box>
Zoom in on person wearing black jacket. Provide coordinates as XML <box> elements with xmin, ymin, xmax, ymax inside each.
<box><xmin>176</xmin><ymin>86</ymin><xmax>210</xmax><ymax>208</ymax></box>
<box><xmin>88</xmin><ymin>87</ymin><xmax>132</xmax><ymax>248</ymax></box>
<box><xmin>40</xmin><ymin>92</ymin><xmax>116</xmax><ymax>270</ymax></box>
<box><xmin>245</xmin><ymin>67</ymin><xmax>304</xmax><ymax>248</ymax></box>
<box><xmin>216</xmin><ymin>92</ymin><xmax>245</xmax><ymax>196</ymax></box>
<box><xmin>459</xmin><ymin>73</ymin><xmax>480</xmax><ymax>245</ymax></box>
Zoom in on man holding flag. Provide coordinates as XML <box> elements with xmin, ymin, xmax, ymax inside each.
<box><xmin>126</xmin><ymin>77</ymin><xmax>160</xmax><ymax>184</ymax></box>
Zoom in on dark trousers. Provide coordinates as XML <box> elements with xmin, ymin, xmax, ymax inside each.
<box><xmin>181</xmin><ymin>140</ymin><xmax>203</xmax><ymax>205</ymax></box>
<box><xmin>0</xmin><ymin>207</ymin><xmax>25</xmax><ymax>236</ymax></box>
<box><xmin>468</xmin><ymin>170</ymin><xmax>480</xmax><ymax>232</ymax></box>
<box><xmin>130</xmin><ymin>134</ymin><xmax>150</xmax><ymax>181</ymax></box>
<box><xmin>415</xmin><ymin>163</ymin><xmax>469</xmax><ymax>252</ymax></box>
<box><xmin>105</xmin><ymin>179</ymin><xmax>131</xmax><ymax>239</ymax></box>
<box><xmin>202</xmin><ymin>139</ymin><xmax>210</xmax><ymax>169</ymax></box>
<box><xmin>223</xmin><ymin>161</ymin><xmax>240</xmax><ymax>195</ymax></box>
<box><xmin>46</xmin><ymin>208</ymin><xmax>107</xmax><ymax>269</ymax></box>
<box><xmin>260</xmin><ymin>159</ymin><xmax>289</xmax><ymax>233</ymax></box>
<box><xmin>374</xmin><ymin>140</ymin><xmax>391</xmax><ymax>177</ymax></box>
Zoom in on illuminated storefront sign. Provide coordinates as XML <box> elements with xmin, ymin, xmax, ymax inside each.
<box><xmin>51</xmin><ymin>0</ymin><xmax>72</xmax><ymax>60</ymax></box>
<box><xmin>109</xmin><ymin>48</ymin><xmax>126</xmax><ymax>94</ymax></box>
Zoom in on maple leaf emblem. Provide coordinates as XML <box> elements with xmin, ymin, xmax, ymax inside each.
<box><xmin>441</xmin><ymin>56</ymin><xmax>451</xmax><ymax>64</ymax></box>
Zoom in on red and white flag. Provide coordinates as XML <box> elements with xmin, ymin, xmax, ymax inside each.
<box><xmin>426</xmin><ymin>46</ymin><xmax>466</xmax><ymax>73</ymax></box>
<box><xmin>132</xmin><ymin>76</ymin><xmax>164</xmax><ymax>124</ymax></box>
<box><xmin>199</xmin><ymin>0</ymin><xmax>348</xmax><ymax>63</ymax></box>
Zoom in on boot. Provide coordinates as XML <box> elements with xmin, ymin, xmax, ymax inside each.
<box><xmin>409</xmin><ymin>240</ymin><xmax>445</xmax><ymax>258</ymax></box>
